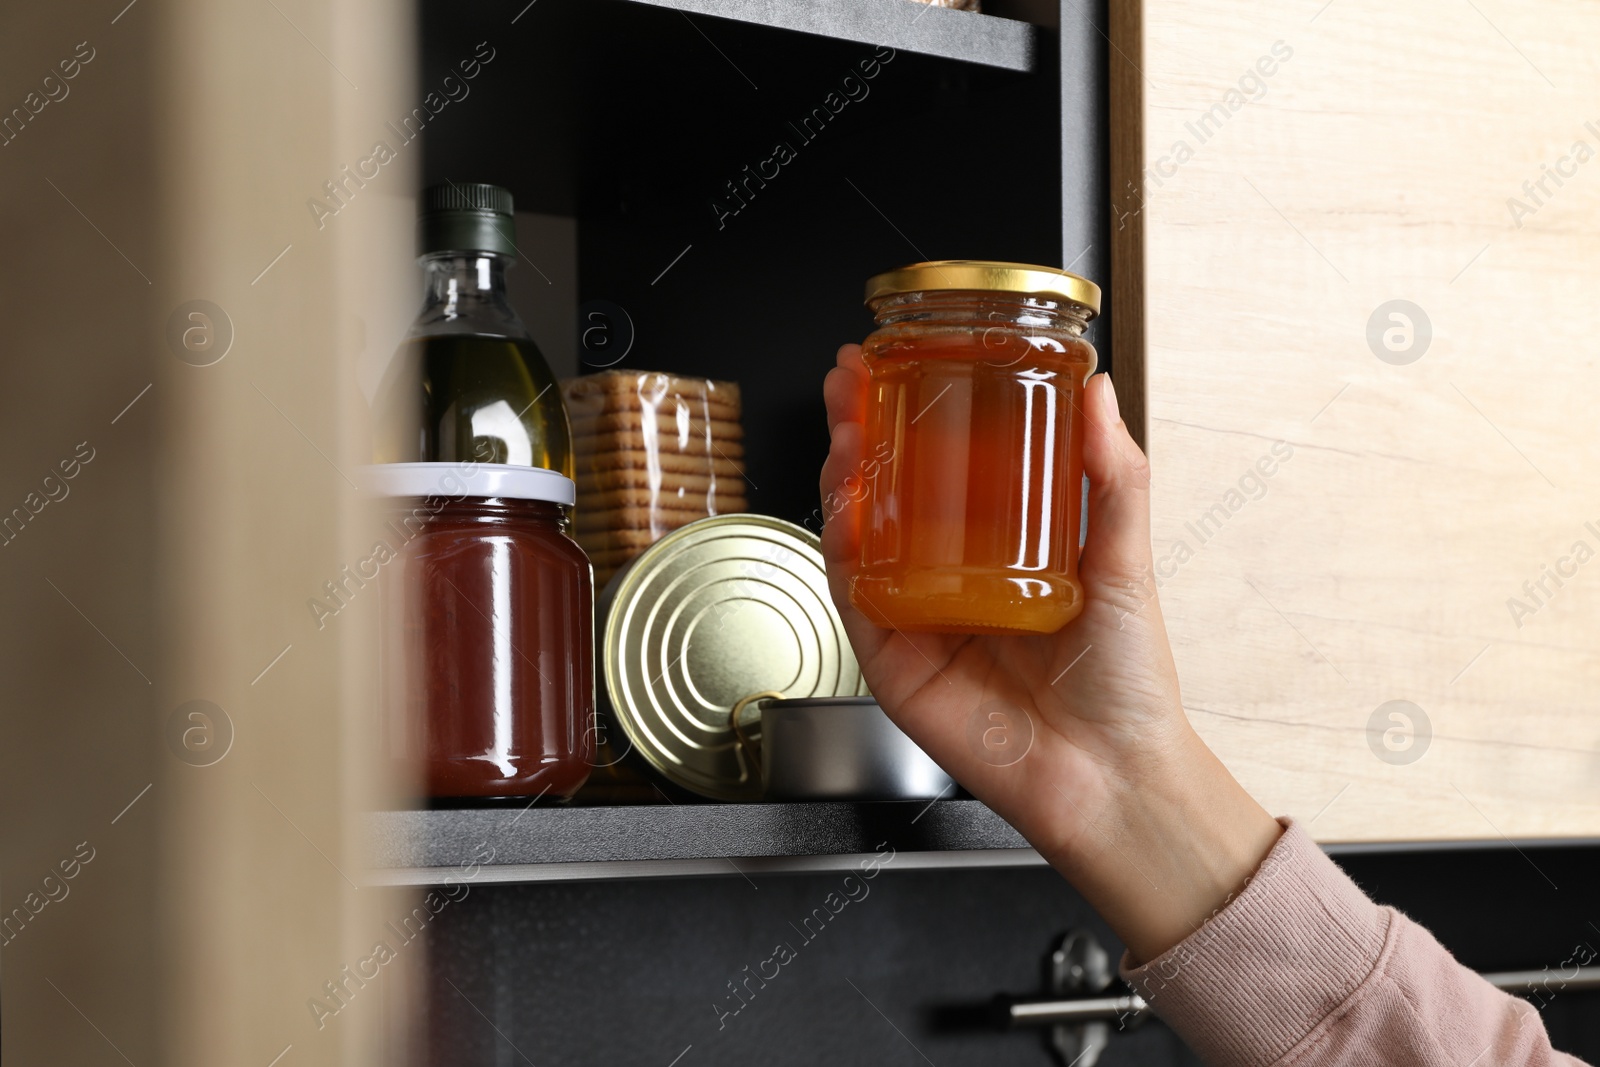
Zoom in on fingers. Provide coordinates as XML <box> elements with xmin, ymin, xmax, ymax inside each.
<box><xmin>1079</xmin><ymin>373</ymin><xmax>1156</xmax><ymax>589</ymax></box>
<box><xmin>825</xmin><ymin>344</ymin><xmax>868</xmax><ymax>434</ymax></box>
<box><xmin>819</xmin><ymin>344</ymin><xmax>890</xmax><ymax>661</ymax></box>
<box><xmin>819</xmin><ymin>421</ymin><xmax>881</xmax><ymax>651</ymax></box>
<box><xmin>820</xmin><ymin>342</ymin><xmax>870</xmax><ymax>571</ymax></box>
<box><xmin>819</xmin><ymin>420</ymin><xmax>866</xmax><ymax>562</ymax></box>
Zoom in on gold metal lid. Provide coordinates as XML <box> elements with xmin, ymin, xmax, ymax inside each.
<box><xmin>600</xmin><ymin>515</ymin><xmax>866</xmax><ymax>802</ymax></box>
<box><xmin>864</xmin><ymin>260</ymin><xmax>1101</xmax><ymax>316</ymax></box>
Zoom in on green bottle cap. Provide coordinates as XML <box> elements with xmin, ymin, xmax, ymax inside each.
<box><xmin>418</xmin><ymin>181</ymin><xmax>516</xmax><ymax>256</ymax></box>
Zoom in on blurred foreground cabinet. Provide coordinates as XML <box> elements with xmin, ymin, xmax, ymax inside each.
<box><xmin>1110</xmin><ymin>0</ymin><xmax>1600</xmax><ymax>840</ymax></box>
<box><xmin>0</xmin><ymin>0</ymin><xmax>416</xmax><ymax>1064</ymax></box>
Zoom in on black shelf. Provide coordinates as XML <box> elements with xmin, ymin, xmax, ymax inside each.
<box><xmin>366</xmin><ymin>795</ymin><xmax>1600</xmax><ymax>886</ymax></box>
<box><xmin>367</xmin><ymin>799</ymin><xmax>1038</xmax><ymax>884</ymax></box>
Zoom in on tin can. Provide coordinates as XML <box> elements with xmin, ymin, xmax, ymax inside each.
<box><xmin>601</xmin><ymin>514</ymin><xmax>865</xmax><ymax>801</ymax></box>
<box><xmin>730</xmin><ymin>696</ymin><xmax>955</xmax><ymax>801</ymax></box>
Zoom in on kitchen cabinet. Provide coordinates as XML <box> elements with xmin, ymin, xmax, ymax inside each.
<box><xmin>5</xmin><ymin>0</ymin><xmax>1105</xmax><ymax>1062</ymax></box>
<box><xmin>383</xmin><ymin>1</ymin><xmax>1599</xmax><ymax>1061</ymax></box>
<box><xmin>6</xmin><ymin>0</ymin><xmax>1599</xmax><ymax>1064</ymax></box>
<box><xmin>1109</xmin><ymin>0</ymin><xmax>1600</xmax><ymax>841</ymax></box>
<box><xmin>357</xmin><ymin>0</ymin><xmax>1103</xmax><ymax>888</ymax></box>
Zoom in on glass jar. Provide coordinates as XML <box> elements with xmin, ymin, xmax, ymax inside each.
<box><xmin>852</xmin><ymin>261</ymin><xmax>1100</xmax><ymax>635</ymax></box>
<box><xmin>370</xmin><ymin>462</ymin><xmax>594</xmax><ymax>800</ymax></box>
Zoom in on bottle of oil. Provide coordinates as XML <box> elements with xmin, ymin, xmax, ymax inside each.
<box><xmin>375</xmin><ymin>182</ymin><xmax>573</xmax><ymax>476</ymax></box>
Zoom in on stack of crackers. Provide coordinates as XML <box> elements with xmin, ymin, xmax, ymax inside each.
<box><xmin>563</xmin><ymin>370</ymin><xmax>748</xmax><ymax>588</ymax></box>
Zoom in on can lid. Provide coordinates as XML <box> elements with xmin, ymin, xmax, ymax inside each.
<box><xmin>418</xmin><ymin>181</ymin><xmax>517</xmax><ymax>257</ymax></box>
<box><xmin>864</xmin><ymin>259</ymin><xmax>1101</xmax><ymax>316</ymax></box>
<box><xmin>361</xmin><ymin>462</ymin><xmax>575</xmax><ymax>505</ymax></box>
<box><xmin>601</xmin><ymin>514</ymin><xmax>866</xmax><ymax>801</ymax></box>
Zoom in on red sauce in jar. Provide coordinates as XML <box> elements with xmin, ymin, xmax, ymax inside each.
<box><xmin>375</xmin><ymin>465</ymin><xmax>594</xmax><ymax>800</ymax></box>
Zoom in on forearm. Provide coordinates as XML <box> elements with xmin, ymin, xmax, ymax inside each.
<box><xmin>1037</xmin><ymin>725</ymin><xmax>1284</xmax><ymax>964</ymax></box>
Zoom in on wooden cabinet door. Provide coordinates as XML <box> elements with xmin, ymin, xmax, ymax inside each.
<box><xmin>0</xmin><ymin>0</ymin><xmax>417</xmax><ymax>1062</ymax></box>
<box><xmin>1111</xmin><ymin>0</ymin><xmax>1600</xmax><ymax>840</ymax></box>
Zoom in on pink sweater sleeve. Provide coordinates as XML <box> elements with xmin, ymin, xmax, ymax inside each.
<box><xmin>1120</xmin><ymin>819</ymin><xmax>1586</xmax><ymax>1067</ymax></box>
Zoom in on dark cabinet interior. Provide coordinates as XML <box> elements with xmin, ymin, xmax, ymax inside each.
<box><xmin>417</xmin><ymin>0</ymin><xmax>1096</xmax><ymax>526</ymax></box>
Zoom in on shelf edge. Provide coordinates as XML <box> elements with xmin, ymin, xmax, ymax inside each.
<box><xmin>365</xmin><ymin>845</ymin><xmax>1047</xmax><ymax>886</ymax></box>
<box><xmin>626</xmin><ymin>0</ymin><xmax>1037</xmax><ymax>72</ymax></box>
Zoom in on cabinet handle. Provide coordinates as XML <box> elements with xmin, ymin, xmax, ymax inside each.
<box><xmin>1004</xmin><ymin>992</ymin><xmax>1148</xmax><ymax>1026</ymax></box>
<box><xmin>1003</xmin><ymin>966</ymin><xmax>1600</xmax><ymax>1029</ymax></box>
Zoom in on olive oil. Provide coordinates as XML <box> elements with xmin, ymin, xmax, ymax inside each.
<box><xmin>378</xmin><ymin>333</ymin><xmax>572</xmax><ymax>475</ymax></box>
<box><xmin>375</xmin><ymin>181</ymin><xmax>572</xmax><ymax>477</ymax></box>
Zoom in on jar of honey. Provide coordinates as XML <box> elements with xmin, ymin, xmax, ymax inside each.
<box><xmin>852</xmin><ymin>261</ymin><xmax>1100</xmax><ymax>635</ymax></box>
<box><xmin>368</xmin><ymin>462</ymin><xmax>594</xmax><ymax>801</ymax></box>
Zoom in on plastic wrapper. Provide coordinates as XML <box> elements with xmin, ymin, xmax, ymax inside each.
<box><xmin>562</xmin><ymin>370</ymin><xmax>748</xmax><ymax>588</ymax></box>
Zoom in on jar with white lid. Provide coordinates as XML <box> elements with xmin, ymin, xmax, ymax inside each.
<box><xmin>367</xmin><ymin>462</ymin><xmax>594</xmax><ymax>801</ymax></box>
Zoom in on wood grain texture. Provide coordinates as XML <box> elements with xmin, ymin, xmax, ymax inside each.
<box><xmin>154</xmin><ymin>0</ymin><xmax>421</xmax><ymax>1062</ymax></box>
<box><xmin>1133</xmin><ymin>0</ymin><xmax>1600</xmax><ymax>840</ymax></box>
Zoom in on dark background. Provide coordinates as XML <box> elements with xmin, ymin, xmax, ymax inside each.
<box><xmin>420</xmin><ymin>0</ymin><xmax>1076</xmax><ymax>527</ymax></box>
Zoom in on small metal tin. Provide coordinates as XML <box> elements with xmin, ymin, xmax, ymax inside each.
<box><xmin>738</xmin><ymin>696</ymin><xmax>956</xmax><ymax>802</ymax></box>
<box><xmin>600</xmin><ymin>514</ymin><xmax>865</xmax><ymax>801</ymax></box>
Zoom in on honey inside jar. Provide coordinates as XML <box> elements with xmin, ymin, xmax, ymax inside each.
<box><xmin>852</xmin><ymin>262</ymin><xmax>1100</xmax><ymax>635</ymax></box>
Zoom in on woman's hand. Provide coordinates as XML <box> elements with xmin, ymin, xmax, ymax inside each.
<box><xmin>820</xmin><ymin>344</ymin><xmax>1281</xmax><ymax>962</ymax></box>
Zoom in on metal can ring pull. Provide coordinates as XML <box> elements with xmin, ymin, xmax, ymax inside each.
<box><xmin>728</xmin><ymin>690</ymin><xmax>786</xmax><ymax>784</ymax></box>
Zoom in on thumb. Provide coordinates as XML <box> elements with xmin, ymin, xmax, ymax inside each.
<box><xmin>1079</xmin><ymin>373</ymin><xmax>1155</xmax><ymax>591</ymax></box>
